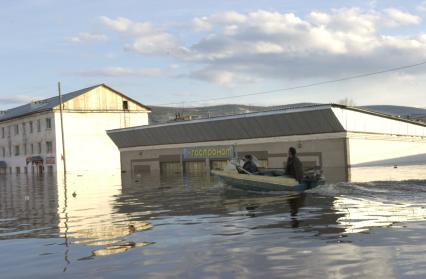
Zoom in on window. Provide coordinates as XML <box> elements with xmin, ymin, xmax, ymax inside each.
<box><xmin>16</xmin><ymin>167</ymin><xmax>20</xmax><ymax>174</ymax></box>
<box><xmin>37</xmin><ymin>119</ymin><xmax>41</xmax><ymax>132</ymax></box>
<box><xmin>46</xmin><ymin>118</ymin><xmax>52</xmax><ymax>129</ymax></box>
<box><xmin>14</xmin><ymin>145</ymin><xmax>20</xmax><ymax>156</ymax></box>
<box><xmin>38</xmin><ymin>142</ymin><xmax>42</xmax><ymax>154</ymax></box>
<box><xmin>23</xmin><ymin>144</ymin><xmax>27</xmax><ymax>156</ymax></box>
<box><xmin>123</xmin><ymin>100</ymin><xmax>129</xmax><ymax>110</ymax></box>
<box><xmin>14</xmin><ymin>124</ymin><xmax>19</xmax><ymax>135</ymax></box>
<box><xmin>46</xmin><ymin>141</ymin><xmax>52</xmax><ymax>153</ymax></box>
<box><xmin>1</xmin><ymin>127</ymin><xmax>4</xmax><ymax>138</ymax></box>
<box><xmin>22</xmin><ymin>123</ymin><xmax>26</xmax><ymax>134</ymax></box>
<box><xmin>29</xmin><ymin>121</ymin><xmax>33</xmax><ymax>133</ymax></box>
<box><xmin>30</xmin><ymin>144</ymin><xmax>34</xmax><ymax>154</ymax></box>
<box><xmin>7</xmin><ymin>126</ymin><xmax>10</xmax><ymax>137</ymax></box>
<box><xmin>1</xmin><ymin>147</ymin><xmax>5</xmax><ymax>157</ymax></box>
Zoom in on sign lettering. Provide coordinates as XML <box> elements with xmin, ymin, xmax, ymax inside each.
<box><xmin>183</xmin><ymin>146</ymin><xmax>234</xmax><ymax>160</ymax></box>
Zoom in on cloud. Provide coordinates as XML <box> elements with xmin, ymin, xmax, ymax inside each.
<box><xmin>384</xmin><ymin>8</ymin><xmax>421</xmax><ymax>26</ymax></box>
<box><xmin>0</xmin><ymin>96</ymin><xmax>40</xmax><ymax>106</ymax></box>
<box><xmin>99</xmin><ymin>16</ymin><xmax>132</xmax><ymax>32</ymax></box>
<box><xmin>193</xmin><ymin>17</ymin><xmax>212</xmax><ymax>32</ymax></box>
<box><xmin>417</xmin><ymin>1</ymin><xmax>426</xmax><ymax>12</ymax></box>
<box><xmin>182</xmin><ymin>9</ymin><xmax>426</xmax><ymax>84</ymax></box>
<box><xmin>99</xmin><ymin>16</ymin><xmax>179</xmax><ymax>55</ymax></box>
<box><xmin>191</xmin><ymin>68</ymin><xmax>258</xmax><ymax>85</ymax></box>
<box><xmin>99</xmin><ymin>9</ymin><xmax>426</xmax><ymax>85</ymax></box>
<box><xmin>72</xmin><ymin>66</ymin><xmax>167</xmax><ymax>77</ymax></box>
<box><xmin>65</xmin><ymin>32</ymin><xmax>108</xmax><ymax>43</ymax></box>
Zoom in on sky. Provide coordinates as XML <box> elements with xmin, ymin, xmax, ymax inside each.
<box><xmin>1</xmin><ymin>0</ymin><xmax>426</xmax><ymax>109</ymax></box>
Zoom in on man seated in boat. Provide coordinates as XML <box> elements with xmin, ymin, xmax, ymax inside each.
<box><xmin>285</xmin><ymin>147</ymin><xmax>304</xmax><ymax>182</ymax></box>
<box><xmin>237</xmin><ymin>154</ymin><xmax>258</xmax><ymax>174</ymax></box>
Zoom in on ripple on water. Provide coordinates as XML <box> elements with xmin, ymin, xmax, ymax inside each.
<box><xmin>1</xmin><ymin>173</ymin><xmax>426</xmax><ymax>278</ymax></box>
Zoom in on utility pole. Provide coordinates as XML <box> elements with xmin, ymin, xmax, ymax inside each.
<box><xmin>58</xmin><ymin>82</ymin><xmax>67</xmax><ymax>176</ymax></box>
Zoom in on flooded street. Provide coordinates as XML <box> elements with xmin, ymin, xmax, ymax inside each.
<box><xmin>1</xmin><ymin>169</ymin><xmax>426</xmax><ymax>278</ymax></box>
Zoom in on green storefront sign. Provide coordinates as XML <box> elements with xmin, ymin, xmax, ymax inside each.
<box><xmin>183</xmin><ymin>146</ymin><xmax>235</xmax><ymax>160</ymax></box>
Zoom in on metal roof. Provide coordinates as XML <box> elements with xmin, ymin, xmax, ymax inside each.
<box><xmin>0</xmin><ymin>83</ymin><xmax>151</xmax><ymax>123</ymax></box>
<box><xmin>0</xmin><ymin>84</ymin><xmax>100</xmax><ymax>122</ymax></box>
<box><xmin>107</xmin><ymin>105</ymin><xmax>345</xmax><ymax>148</ymax></box>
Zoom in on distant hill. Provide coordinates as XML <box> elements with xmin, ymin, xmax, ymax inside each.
<box><xmin>148</xmin><ymin>103</ymin><xmax>426</xmax><ymax>125</ymax></box>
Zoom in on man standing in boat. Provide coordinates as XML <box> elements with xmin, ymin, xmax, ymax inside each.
<box><xmin>285</xmin><ymin>147</ymin><xmax>304</xmax><ymax>182</ymax></box>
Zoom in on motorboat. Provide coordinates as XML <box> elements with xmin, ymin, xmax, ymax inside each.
<box><xmin>211</xmin><ymin>165</ymin><xmax>324</xmax><ymax>192</ymax></box>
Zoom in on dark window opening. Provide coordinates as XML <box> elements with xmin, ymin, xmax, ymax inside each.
<box><xmin>123</xmin><ymin>100</ymin><xmax>129</xmax><ymax>110</ymax></box>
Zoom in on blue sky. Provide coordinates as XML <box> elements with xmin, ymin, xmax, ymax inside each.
<box><xmin>1</xmin><ymin>0</ymin><xmax>426</xmax><ymax>109</ymax></box>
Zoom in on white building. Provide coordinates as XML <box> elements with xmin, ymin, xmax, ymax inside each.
<box><xmin>0</xmin><ymin>84</ymin><xmax>150</xmax><ymax>175</ymax></box>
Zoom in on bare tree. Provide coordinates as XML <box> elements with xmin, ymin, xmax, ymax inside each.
<box><xmin>338</xmin><ymin>98</ymin><xmax>356</xmax><ymax>107</ymax></box>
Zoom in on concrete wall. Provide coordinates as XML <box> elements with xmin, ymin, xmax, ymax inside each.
<box><xmin>0</xmin><ymin>84</ymin><xmax>150</xmax><ymax>175</ymax></box>
<box><xmin>119</xmin><ymin>135</ymin><xmax>348</xmax><ymax>183</ymax></box>
<box><xmin>0</xmin><ymin>108</ymin><xmax>149</xmax><ymax>175</ymax></box>
<box><xmin>347</xmin><ymin>133</ymin><xmax>426</xmax><ymax>182</ymax></box>
<box><xmin>55</xmin><ymin>111</ymin><xmax>149</xmax><ymax>174</ymax></box>
<box><xmin>0</xmin><ymin>111</ymin><xmax>56</xmax><ymax>174</ymax></box>
<box><xmin>348</xmin><ymin>133</ymin><xmax>426</xmax><ymax>166</ymax></box>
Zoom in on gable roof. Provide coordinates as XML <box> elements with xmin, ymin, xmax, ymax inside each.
<box><xmin>98</xmin><ymin>83</ymin><xmax>151</xmax><ymax>112</ymax></box>
<box><xmin>0</xmin><ymin>84</ymin><xmax>150</xmax><ymax>123</ymax></box>
<box><xmin>107</xmin><ymin>104</ymin><xmax>426</xmax><ymax>149</ymax></box>
<box><xmin>107</xmin><ymin>105</ymin><xmax>346</xmax><ymax>148</ymax></box>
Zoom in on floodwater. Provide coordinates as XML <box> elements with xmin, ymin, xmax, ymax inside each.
<box><xmin>1</xmin><ymin>166</ymin><xmax>426</xmax><ymax>279</ymax></box>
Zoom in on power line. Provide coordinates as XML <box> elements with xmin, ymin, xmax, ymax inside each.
<box><xmin>151</xmin><ymin>60</ymin><xmax>426</xmax><ymax>107</ymax></box>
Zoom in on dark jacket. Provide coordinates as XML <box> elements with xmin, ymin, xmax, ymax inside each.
<box><xmin>285</xmin><ymin>156</ymin><xmax>304</xmax><ymax>182</ymax></box>
<box><xmin>243</xmin><ymin>161</ymin><xmax>258</xmax><ymax>174</ymax></box>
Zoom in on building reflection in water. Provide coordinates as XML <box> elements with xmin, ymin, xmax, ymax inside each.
<box><xmin>56</xmin><ymin>171</ymin><xmax>154</xmax><ymax>258</ymax></box>
<box><xmin>1</xmin><ymin>166</ymin><xmax>426</xmax><ymax>272</ymax></box>
<box><xmin>118</xmin><ymin>171</ymin><xmax>348</xmax><ymax>237</ymax></box>
<box><xmin>333</xmin><ymin>196</ymin><xmax>426</xmax><ymax>234</ymax></box>
<box><xmin>0</xmin><ymin>174</ymin><xmax>59</xmax><ymax>239</ymax></box>
<box><xmin>350</xmin><ymin>164</ymin><xmax>426</xmax><ymax>182</ymax></box>
<box><xmin>0</xmin><ymin>171</ymin><xmax>155</xmax><ymax>260</ymax></box>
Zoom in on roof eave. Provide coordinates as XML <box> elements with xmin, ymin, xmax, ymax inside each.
<box><xmin>0</xmin><ymin>108</ymin><xmax>53</xmax><ymax>123</ymax></box>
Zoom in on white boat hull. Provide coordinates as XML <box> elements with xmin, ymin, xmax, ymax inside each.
<box><xmin>212</xmin><ymin>170</ymin><xmax>323</xmax><ymax>192</ymax></box>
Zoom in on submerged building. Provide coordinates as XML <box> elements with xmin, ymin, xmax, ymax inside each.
<box><xmin>0</xmin><ymin>84</ymin><xmax>150</xmax><ymax>174</ymax></box>
<box><xmin>107</xmin><ymin>104</ymin><xmax>426</xmax><ymax>183</ymax></box>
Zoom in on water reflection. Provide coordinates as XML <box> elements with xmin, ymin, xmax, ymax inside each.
<box><xmin>350</xmin><ymin>164</ymin><xmax>426</xmax><ymax>182</ymax></box>
<box><xmin>334</xmin><ymin>196</ymin><xmax>426</xmax><ymax>233</ymax></box>
<box><xmin>0</xmin><ymin>174</ymin><xmax>59</xmax><ymax>239</ymax></box>
<box><xmin>1</xmin><ymin>171</ymin><xmax>426</xmax><ymax>278</ymax></box>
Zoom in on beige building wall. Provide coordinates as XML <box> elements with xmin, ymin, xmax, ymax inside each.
<box><xmin>60</xmin><ymin>85</ymin><xmax>148</xmax><ymax>112</ymax></box>
<box><xmin>119</xmin><ymin>135</ymin><xmax>349</xmax><ymax>183</ymax></box>
<box><xmin>347</xmin><ymin>133</ymin><xmax>426</xmax><ymax>182</ymax></box>
<box><xmin>55</xmin><ymin>111</ymin><xmax>148</xmax><ymax>174</ymax></box>
<box><xmin>348</xmin><ymin>133</ymin><xmax>426</xmax><ymax>166</ymax></box>
<box><xmin>0</xmin><ymin>84</ymin><xmax>150</xmax><ymax>175</ymax></box>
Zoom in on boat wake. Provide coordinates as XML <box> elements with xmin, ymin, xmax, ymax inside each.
<box><xmin>307</xmin><ymin>179</ymin><xmax>426</xmax><ymax>198</ymax></box>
